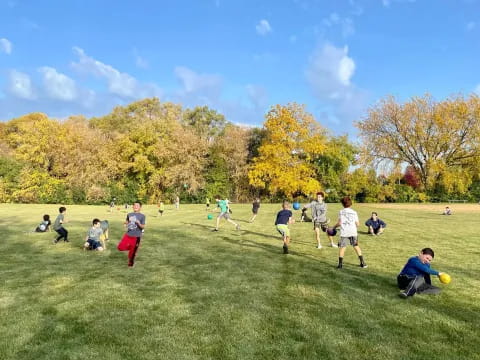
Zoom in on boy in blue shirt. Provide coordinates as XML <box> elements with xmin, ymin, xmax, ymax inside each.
<box><xmin>397</xmin><ymin>248</ymin><xmax>445</xmax><ymax>298</ymax></box>
<box><xmin>365</xmin><ymin>212</ymin><xmax>386</xmax><ymax>235</ymax></box>
<box><xmin>275</xmin><ymin>200</ymin><xmax>294</xmax><ymax>254</ymax></box>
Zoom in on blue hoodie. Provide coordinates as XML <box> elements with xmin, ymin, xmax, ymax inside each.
<box><xmin>399</xmin><ymin>256</ymin><xmax>439</xmax><ymax>277</ymax></box>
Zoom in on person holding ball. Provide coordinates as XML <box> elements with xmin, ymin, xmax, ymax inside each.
<box><xmin>397</xmin><ymin>248</ymin><xmax>447</xmax><ymax>298</ymax></box>
<box><xmin>302</xmin><ymin>191</ymin><xmax>332</xmax><ymax>249</ymax></box>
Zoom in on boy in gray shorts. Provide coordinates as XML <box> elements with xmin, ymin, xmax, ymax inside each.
<box><xmin>333</xmin><ymin>196</ymin><xmax>367</xmax><ymax>269</ymax></box>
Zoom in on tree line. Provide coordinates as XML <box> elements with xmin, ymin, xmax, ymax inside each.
<box><xmin>1</xmin><ymin>94</ymin><xmax>480</xmax><ymax>204</ymax></box>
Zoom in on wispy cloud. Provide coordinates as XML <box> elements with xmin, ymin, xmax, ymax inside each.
<box><xmin>133</xmin><ymin>48</ymin><xmax>149</xmax><ymax>69</ymax></box>
<box><xmin>382</xmin><ymin>0</ymin><xmax>416</xmax><ymax>7</ymax></box>
<box><xmin>466</xmin><ymin>21</ymin><xmax>476</xmax><ymax>31</ymax></box>
<box><xmin>0</xmin><ymin>38</ymin><xmax>12</xmax><ymax>54</ymax></box>
<box><xmin>71</xmin><ymin>46</ymin><xmax>161</xmax><ymax>98</ymax></box>
<box><xmin>256</xmin><ymin>19</ymin><xmax>272</xmax><ymax>36</ymax></box>
<box><xmin>7</xmin><ymin>70</ymin><xmax>35</xmax><ymax>100</ymax></box>
<box><xmin>322</xmin><ymin>13</ymin><xmax>355</xmax><ymax>38</ymax></box>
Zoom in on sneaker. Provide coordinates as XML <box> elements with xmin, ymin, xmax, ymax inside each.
<box><xmin>360</xmin><ymin>263</ymin><xmax>368</xmax><ymax>268</ymax></box>
<box><xmin>52</xmin><ymin>239</ymin><xmax>58</xmax><ymax>244</ymax></box>
<box><xmin>398</xmin><ymin>291</ymin><xmax>408</xmax><ymax>299</ymax></box>
<box><xmin>283</xmin><ymin>245</ymin><xmax>289</xmax><ymax>254</ymax></box>
<box><xmin>330</xmin><ymin>243</ymin><xmax>338</xmax><ymax>248</ymax></box>
<box><xmin>212</xmin><ymin>228</ymin><xmax>219</xmax><ymax>232</ymax></box>
<box><xmin>236</xmin><ymin>224</ymin><xmax>241</xmax><ymax>231</ymax></box>
<box><xmin>337</xmin><ymin>263</ymin><xmax>343</xmax><ymax>269</ymax></box>
<box><xmin>128</xmin><ymin>262</ymin><xmax>135</xmax><ymax>268</ymax></box>
<box><xmin>316</xmin><ymin>244</ymin><xmax>323</xmax><ymax>249</ymax></box>
<box><xmin>64</xmin><ymin>240</ymin><xmax>69</xmax><ymax>243</ymax></box>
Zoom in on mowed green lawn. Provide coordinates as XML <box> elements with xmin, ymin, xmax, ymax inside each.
<box><xmin>1</xmin><ymin>202</ymin><xmax>479</xmax><ymax>360</ymax></box>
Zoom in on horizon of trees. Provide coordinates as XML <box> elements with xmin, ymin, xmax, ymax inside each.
<box><xmin>1</xmin><ymin>94</ymin><xmax>480</xmax><ymax>204</ymax></box>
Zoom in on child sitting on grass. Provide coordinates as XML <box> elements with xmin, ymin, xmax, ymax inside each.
<box><xmin>84</xmin><ymin>218</ymin><xmax>105</xmax><ymax>251</ymax></box>
<box><xmin>35</xmin><ymin>214</ymin><xmax>51</xmax><ymax>233</ymax></box>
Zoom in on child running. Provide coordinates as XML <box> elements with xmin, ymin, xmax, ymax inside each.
<box><xmin>53</xmin><ymin>207</ymin><xmax>69</xmax><ymax>243</ymax></box>
<box><xmin>334</xmin><ymin>196</ymin><xmax>367</xmax><ymax>269</ymax></box>
<box><xmin>275</xmin><ymin>200</ymin><xmax>294</xmax><ymax>254</ymax></box>
<box><xmin>117</xmin><ymin>201</ymin><xmax>146</xmax><ymax>267</ymax></box>
<box><xmin>213</xmin><ymin>195</ymin><xmax>240</xmax><ymax>231</ymax></box>
<box><xmin>158</xmin><ymin>201</ymin><xmax>165</xmax><ymax>217</ymax></box>
<box><xmin>249</xmin><ymin>198</ymin><xmax>261</xmax><ymax>223</ymax></box>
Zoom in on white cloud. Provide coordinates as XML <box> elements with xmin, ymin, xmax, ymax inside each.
<box><xmin>256</xmin><ymin>19</ymin><xmax>272</xmax><ymax>36</ymax></box>
<box><xmin>8</xmin><ymin>70</ymin><xmax>35</xmax><ymax>99</ymax></box>
<box><xmin>71</xmin><ymin>46</ymin><xmax>161</xmax><ymax>98</ymax></box>
<box><xmin>306</xmin><ymin>43</ymin><xmax>356</xmax><ymax>98</ymax></box>
<box><xmin>466</xmin><ymin>21</ymin><xmax>476</xmax><ymax>31</ymax></box>
<box><xmin>39</xmin><ymin>67</ymin><xmax>77</xmax><ymax>101</ymax></box>
<box><xmin>306</xmin><ymin>43</ymin><xmax>368</xmax><ymax>129</ymax></box>
<box><xmin>0</xmin><ymin>38</ymin><xmax>12</xmax><ymax>54</ymax></box>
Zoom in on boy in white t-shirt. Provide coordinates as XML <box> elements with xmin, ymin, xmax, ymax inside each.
<box><xmin>333</xmin><ymin>196</ymin><xmax>367</xmax><ymax>269</ymax></box>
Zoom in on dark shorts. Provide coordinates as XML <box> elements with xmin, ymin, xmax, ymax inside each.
<box><xmin>252</xmin><ymin>209</ymin><xmax>259</xmax><ymax>214</ymax></box>
<box><xmin>86</xmin><ymin>238</ymin><xmax>102</xmax><ymax>250</ymax></box>
<box><xmin>339</xmin><ymin>236</ymin><xmax>358</xmax><ymax>248</ymax></box>
<box><xmin>159</xmin><ymin>210</ymin><xmax>164</xmax><ymax>214</ymax></box>
<box><xmin>314</xmin><ymin>221</ymin><xmax>328</xmax><ymax>232</ymax></box>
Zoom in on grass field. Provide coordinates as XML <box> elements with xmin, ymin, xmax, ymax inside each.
<box><xmin>1</xmin><ymin>202</ymin><xmax>479</xmax><ymax>360</ymax></box>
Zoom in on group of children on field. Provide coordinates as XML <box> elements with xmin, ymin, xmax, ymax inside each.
<box><xmin>36</xmin><ymin>201</ymin><xmax>146</xmax><ymax>267</ymax></box>
<box><xmin>37</xmin><ymin>196</ymin><xmax>447</xmax><ymax>298</ymax></box>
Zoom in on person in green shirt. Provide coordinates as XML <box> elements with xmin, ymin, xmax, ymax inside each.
<box><xmin>213</xmin><ymin>195</ymin><xmax>240</xmax><ymax>232</ymax></box>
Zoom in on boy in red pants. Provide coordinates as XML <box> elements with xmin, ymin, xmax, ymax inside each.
<box><xmin>117</xmin><ymin>201</ymin><xmax>146</xmax><ymax>267</ymax></box>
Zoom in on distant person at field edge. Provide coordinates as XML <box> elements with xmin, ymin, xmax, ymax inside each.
<box><xmin>443</xmin><ymin>206</ymin><xmax>452</xmax><ymax>215</ymax></box>
<box><xmin>334</xmin><ymin>196</ymin><xmax>367</xmax><ymax>269</ymax></box>
<box><xmin>174</xmin><ymin>196</ymin><xmax>180</xmax><ymax>210</ymax></box>
<box><xmin>365</xmin><ymin>212</ymin><xmax>386</xmax><ymax>235</ymax></box>
<box><xmin>213</xmin><ymin>195</ymin><xmax>240</xmax><ymax>232</ymax></box>
<box><xmin>109</xmin><ymin>197</ymin><xmax>116</xmax><ymax>212</ymax></box>
<box><xmin>35</xmin><ymin>214</ymin><xmax>52</xmax><ymax>233</ymax></box>
<box><xmin>302</xmin><ymin>192</ymin><xmax>336</xmax><ymax>248</ymax></box>
<box><xmin>249</xmin><ymin>198</ymin><xmax>261</xmax><ymax>223</ymax></box>
<box><xmin>53</xmin><ymin>207</ymin><xmax>69</xmax><ymax>243</ymax></box>
<box><xmin>117</xmin><ymin>201</ymin><xmax>146</xmax><ymax>267</ymax></box>
<box><xmin>275</xmin><ymin>200</ymin><xmax>295</xmax><ymax>254</ymax></box>
<box><xmin>206</xmin><ymin>197</ymin><xmax>210</xmax><ymax>211</ymax></box>
<box><xmin>84</xmin><ymin>218</ymin><xmax>105</xmax><ymax>251</ymax></box>
<box><xmin>397</xmin><ymin>248</ymin><xmax>444</xmax><ymax>299</ymax></box>
<box><xmin>158</xmin><ymin>201</ymin><xmax>165</xmax><ymax>217</ymax></box>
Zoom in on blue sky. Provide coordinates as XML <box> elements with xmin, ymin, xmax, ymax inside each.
<box><xmin>1</xmin><ymin>0</ymin><xmax>479</xmax><ymax>136</ymax></box>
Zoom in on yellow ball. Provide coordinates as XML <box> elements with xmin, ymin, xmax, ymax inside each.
<box><xmin>439</xmin><ymin>273</ymin><xmax>451</xmax><ymax>284</ymax></box>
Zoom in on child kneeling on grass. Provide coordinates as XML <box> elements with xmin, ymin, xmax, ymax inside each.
<box><xmin>84</xmin><ymin>218</ymin><xmax>105</xmax><ymax>251</ymax></box>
